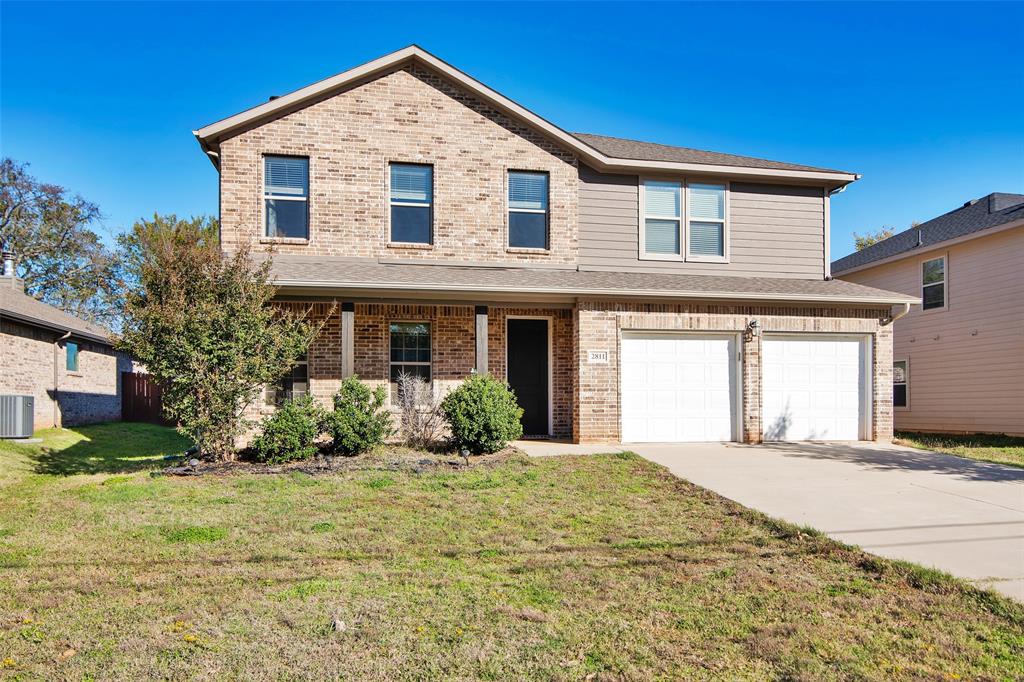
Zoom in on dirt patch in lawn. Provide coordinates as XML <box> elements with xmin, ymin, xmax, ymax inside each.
<box><xmin>160</xmin><ymin>445</ymin><xmax>523</xmax><ymax>477</ymax></box>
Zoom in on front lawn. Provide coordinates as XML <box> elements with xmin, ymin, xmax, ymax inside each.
<box><xmin>896</xmin><ymin>431</ymin><xmax>1024</xmax><ymax>469</ymax></box>
<box><xmin>1</xmin><ymin>424</ymin><xmax>1021</xmax><ymax>679</ymax></box>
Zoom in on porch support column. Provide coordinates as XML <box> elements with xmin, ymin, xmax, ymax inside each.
<box><xmin>475</xmin><ymin>305</ymin><xmax>488</xmax><ymax>375</ymax></box>
<box><xmin>341</xmin><ymin>301</ymin><xmax>355</xmax><ymax>378</ymax></box>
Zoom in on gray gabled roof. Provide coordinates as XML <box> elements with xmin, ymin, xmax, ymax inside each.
<box><xmin>265</xmin><ymin>255</ymin><xmax>918</xmax><ymax>306</ymax></box>
<box><xmin>194</xmin><ymin>46</ymin><xmax>858</xmax><ymax>186</ymax></box>
<box><xmin>572</xmin><ymin>133</ymin><xmax>850</xmax><ymax>175</ymax></box>
<box><xmin>0</xmin><ymin>281</ymin><xmax>112</xmax><ymax>344</ymax></box>
<box><xmin>832</xmin><ymin>193</ymin><xmax>1024</xmax><ymax>274</ymax></box>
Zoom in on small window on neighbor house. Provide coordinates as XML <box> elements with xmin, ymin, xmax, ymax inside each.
<box><xmin>264</xmin><ymin>155</ymin><xmax>309</xmax><ymax>239</ymax></box>
<box><xmin>267</xmin><ymin>354</ymin><xmax>308</xmax><ymax>406</ymax></box>
<box><xmin>893</xmin><ymin>360</ymin><xmax>908</xmax><ymax>408</ymax></box>
<box><xmin>389</xmin><ymin>322</ymin><xmax>431</xmax><ymax>401</ymax></box>
<box><xmin>508</xmin><ymin>171</ymin><xmax>549</xmax><ymax>249</ymax></box>
<box><xmin>66</xmin><ymin>342</ymin><xmax>79</xmax><ymax>372</ymax></box>
<box><xmin>642</xmin><ymin>180</ymin><xmax>682</xmax><ymax>257</ymax></box>
<box><xmin>390</xmin><ymin>163</ymin><xmax>433</xmax><ymax>244</ymax></box>
<box><xmin>687</xmin><ymin>183</ymin><xmax>727</xmax><ymax>259</ymax></box>
<box><xmin>922</xmin><ymin>257</ymin><xmax>945</xmax><ymax>310</ymax></box>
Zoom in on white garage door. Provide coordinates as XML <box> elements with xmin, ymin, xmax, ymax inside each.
<box><xmin>762</xmin><ymin>337</ymin><xmax>867</xmax><ymax>441</ymax></box>
<box><xmin>621</xmin><ymin>333</ymin><xmax>737</xmax><ymax>442</ymax></box>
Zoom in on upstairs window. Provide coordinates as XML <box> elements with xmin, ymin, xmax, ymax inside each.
<box><xmin>508</xmin><ymin>171</ymin><xmax>549</xmax><ymax>249</ymax></box>
<box><xmin>264</xmin><ymin>155</ymin><xmax>309</xmax><ymax>239</ymax></box>
<box><xmin>893</xmin><ymin>360</ymin><xmax>908</xmax><ymax>408</ymax></box>
<box><xmin>390</xmin><ymin>163</ymin><xmax>433</xmax><ymax>244</ymax></box>
<box><xmin>642</xmin><ymin>180</ymin><xmax>682</xmax><ymax>257</ymax></box>
<box><xmin>267</xmin><ymin>354</ymin><xmax>308</xmax><ymax>406</ymax></box>
<box><xmin>687</xmin><ymin>183</ymin><xmax>727</xmax><ymax>260</ymax></box>
<box><xmin>922</xmin><ymin>256</ymin><xmax>945</xmax><ymax>310</ymax></box>
<box><xmin>66</xmin><ymin>341</ymin><xmax>79</xmax><ymax>372</ymax></box>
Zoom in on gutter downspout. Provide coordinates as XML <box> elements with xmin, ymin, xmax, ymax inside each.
<box><xmin>54</xmin><ymin>331</ymin><xmax>71</xmax><ymax>428</ymax></box>
<box><xmin>881</xmin><ymin>302</ymin><xmax>911</xmax><ymax>326</ymax></box>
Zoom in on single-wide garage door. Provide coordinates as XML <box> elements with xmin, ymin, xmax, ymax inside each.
<box><xmin>762</xmin><ymin>337</ymin><xmax>867</xmax><ymax>441</ymax></box>
<box><xmin>621</xmin><ymin>333</ymin><xmax>737</xmax><ymax>442</ymax></box>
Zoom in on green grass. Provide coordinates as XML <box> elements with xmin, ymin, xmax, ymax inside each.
<box><xmin>896</xmin><ymin>431</ymin><xmax>1024</xmax><ymax>468</ymax></box>
<box><xmin>0</xmin><ymin>423</ymin><xmax>1021</xmax><ymax>680</ymax></box>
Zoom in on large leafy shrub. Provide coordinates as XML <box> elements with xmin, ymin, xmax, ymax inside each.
<box><xmin>441</xmin><ymin>374</ymin><xmax>523</xmax><ymax>455</ymax></box>
<box><xmin>326</xmin><ymin>377</ymin><xmax>393</xmax><ymax>455</ymax></box>
<box><xmin>118</xmin><ymin>215</ymin><xmax>319</xmax><ymax>460</ymax></box>
<box><xmin>251</xmin><ymin>396</ymin><xmax>325</xmax><ymax>464</ymax></box>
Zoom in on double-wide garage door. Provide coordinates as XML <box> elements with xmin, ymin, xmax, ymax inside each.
<box><xmin>620</xmin><ymin>333</ymin><xmax>867</xmax><ymax>443</ymax></box>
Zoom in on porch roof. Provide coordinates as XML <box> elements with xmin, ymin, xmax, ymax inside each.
<box><xmin>266</xmin><ymin>255</ymin><xmax>919</xmax><ymax>306</ymax></box>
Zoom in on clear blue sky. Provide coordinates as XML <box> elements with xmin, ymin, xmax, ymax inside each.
<box><xmin>2</xmin><ymin>1</ymin><xmax>1022</xmax><ymax>259</ymax></box>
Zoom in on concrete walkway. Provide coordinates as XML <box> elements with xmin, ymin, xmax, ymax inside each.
<box><xmin>515</xmin><ymin>440</ymin><xmax>1024</xmax><ymax>600</ymax></box>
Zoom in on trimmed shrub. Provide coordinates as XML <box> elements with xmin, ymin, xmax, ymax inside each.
<box><xmin>326</xmin><ymin>376</ymin><xmax>393</xmax><ymax>455</ymax></box>
<box><xmin>251</xmin><ymin>396</ymin><xmax>325</xmax><ymax>464</ymax></box>
<box><xmin>441</xmin><ymin>374</ymin><xmax>523</xmax><ymax>455</ymax></box>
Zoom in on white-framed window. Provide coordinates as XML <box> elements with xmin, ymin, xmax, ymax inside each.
<box><xmin>389</xmin><ymin>163</ymin><xmax>433</xmax><ymax>244</ymax></box>
<box><xmin>264</xmin><ymin>155</ymin><xmax>309</xmax><ymax>239</ymax></box>
<box><xmin>640</xmin><ymin>180</ymin><xmax>682</xmax><ymax>259</ymax></box>
<box><xmin>893</xmin><ymin>360</ymin><xmax>908</xmax><ymax>409</ymax></box>
<box><xmin>267</xmin><ymin>354</ymin><xmax>308</xmax><ymax>406</ymax></box>
<box><xmin>389</xmin><ymin>322</ymin><xmax>431</xmax><ymax>401</ymax></box>
<box><xmin>922</xmin><ymin>256</ymin><xmax>946</xmax><ymax>310</ymax></box>
<box><xmin>686</xmin><ymin>183</ymin><xmax>727</xmax><ymax>261</ymax></box>
<box><xmin>508</xmin><ymin>171</ymin><xmax>549</xmax><ymax>249</ymax></box>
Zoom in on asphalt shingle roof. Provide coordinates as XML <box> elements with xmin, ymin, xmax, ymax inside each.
<box><xmin>0</xmin><ymin>281</ymin><xmax>112</xmax><ymax>343</ymax></box>
<box><xmin>265</xmin><ymin>256</ymin><xmax>916</xmax><ymax>305</ymax></box>
<box><xmin>572</xmin><ymin>133</ymin><xmax>851</xmax><ymax>175</ymax></box>
<box><xmin>832</xmin><ymin>193</ymin><xmax>1024</xmax><ymax>273</ymax></box>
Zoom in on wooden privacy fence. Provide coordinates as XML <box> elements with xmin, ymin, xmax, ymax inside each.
<box><xmin>121</xmin><ymin>372</ymin><xmax>172</xmax><ymax>425</ymax></box>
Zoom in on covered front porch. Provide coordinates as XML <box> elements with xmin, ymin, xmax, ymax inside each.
<box><xmin>282</xmin><ymin>300</ymin><xmax>574</xmax><ymax>439</ymax></box>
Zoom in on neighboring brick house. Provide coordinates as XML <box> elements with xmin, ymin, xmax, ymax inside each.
<box><xmin>833</xmin><ymin>193</ymin><xmax>1024</xmax><ymax>436</ymax></box>
<box><xmin>194</xmin><ymin>46</ymin><xmax>917</xmax><ymax>444</ymax></box>
<box><xmin>0</xmin><ymin>267</ymin><xmax>133</xmax><ymax>430</ymax></box>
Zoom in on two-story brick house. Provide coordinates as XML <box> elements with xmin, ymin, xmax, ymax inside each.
<box><xmin>193</xmin><ymin>46</ymin><xmax>917</xmax><ymax>444</ymax></box>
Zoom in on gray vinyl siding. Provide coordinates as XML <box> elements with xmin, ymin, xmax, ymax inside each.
<box><xmin>578</xmin><ymin>165</ymin><xmax>826</xmax><ymax>278</ymax></box>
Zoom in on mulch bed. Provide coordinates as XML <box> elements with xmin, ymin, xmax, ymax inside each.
<box><xmin>157</xmin><ymin>445</ymin><xmax>523</xmax><ymax>477</ymax></box>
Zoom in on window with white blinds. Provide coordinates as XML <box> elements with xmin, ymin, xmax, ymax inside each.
<box><xmin>640</xmin><ymin>179</ymin><xmax>728</xmax><ymax>261</ymax></box>
<box><xmin>508</xmin><ymin>171</ymin><xmax>549</xmax><ymax>249</ymax></box>
<box><xmin>264</xmin><ymin>156</ymin><xmax>309</xmax><ymax>239</ymax></box>
<box><xmin>390</xmin><ymin>163</ymin><xmax>433</xmax><ymax>244</ymax></box>
<box><xmin>642</xmin><ymin>180</ymin><xmax>681</xmax><ymax>257</ymax></box>
<box><xmin>687</xmin><ymin>183</ymin><xmax>726</xmax><ymax>259</ymax></box>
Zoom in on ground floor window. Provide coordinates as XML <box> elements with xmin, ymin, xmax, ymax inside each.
<box><xmin>267</xmin><ymin>354</ymin><xmax>308</xmax><ymax>406</ymax></box>
<box><xmin>893</xmin><ymin>360</ymin><xmax>908</xmax><ymax>408</ymax></box>
<box><xmin>390</xmin><ymin>322</ymin><xmax>431</xmax><ymax>400</ymax></box>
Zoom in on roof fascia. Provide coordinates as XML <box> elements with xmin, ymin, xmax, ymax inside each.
<box><xmin>0</xmin><ymin>309</ymin><xmax>111</xmax><ymax>344</ymax></box>
<box><xmin>270</xmin><ymin>279</ymin><xmax>919</xmax><ymax>306</ymax></box>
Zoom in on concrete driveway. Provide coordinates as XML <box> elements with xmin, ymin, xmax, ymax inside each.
<box><xmin>517</xmin><ymin>440</ymin><xmax>1024</xmax><ymax>600</ymax></box>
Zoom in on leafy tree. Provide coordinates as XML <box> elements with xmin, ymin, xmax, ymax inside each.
<box><xmin>0</xmin><ymin>158</ymin><xmax>123</xmax><ymax>327</ymax></box>
<box><xmin>853</xmin><ymin>227</ymin><xmax>895</xmax><ymax>251</ymax></box>
<box><xmin>118</xmin><ymin>214</ymin><xmax>320</xmax><ymax>460</ymax></box>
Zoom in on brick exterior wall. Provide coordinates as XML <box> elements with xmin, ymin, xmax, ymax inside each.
<box><xmin>218</xmin><ymin>65</ymin><xmax>579</xmax><ymax>264</ymax></box>
<box><xmin>0</xmin><ymin>319</ymin><xmax>132</xmax><ymax>429</ymax></box>
<box><xmin>573</xmin><ymin>300</ymin><xmax>894</xmax><ymax>444</ymax></box>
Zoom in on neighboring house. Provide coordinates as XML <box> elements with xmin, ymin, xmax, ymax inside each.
<box><xmin>193</xmin><ymin>46</ymin><xmax>917</xmax><ymax>444</ymax></box>
<box><xmin>0</xmin><ymin>264</ymin><xmax>133</xmax><ymax>430</ymax></box>
<box><xmin>833</xmin><ymin>193</ymin><xmax>1024</xmax><ymax>436</ymax></box>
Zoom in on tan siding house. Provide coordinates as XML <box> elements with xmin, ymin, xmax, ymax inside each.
<box><xmin>834</xmin><ymin>196</ymin><xmax>1024</xmax><ymax>436</ymax></box>
<box><xmin>194</xmin><ymin>46</ymin><xmax>916</xmax><ymax>445</ymax></box>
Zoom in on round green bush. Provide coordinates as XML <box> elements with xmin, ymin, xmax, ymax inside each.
<box><xmin>251</xmin><ymin>396</ymin><xmax>325</xmax><ymax>464</ymax></box>
<box><xmin>326</xmin><ymin>376</ymin><xmax>393</xmax><ymax>455</ymax></box>
<box><xmin>441</xmin><ymin>374</ymin><xmax>524</xmax><ymax>455</ymax></box>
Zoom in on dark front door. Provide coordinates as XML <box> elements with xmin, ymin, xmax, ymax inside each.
<box><xmin>507</xmin><ymin>318</ymin><xmax>549</xmax><ymax>436</ymax></box>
